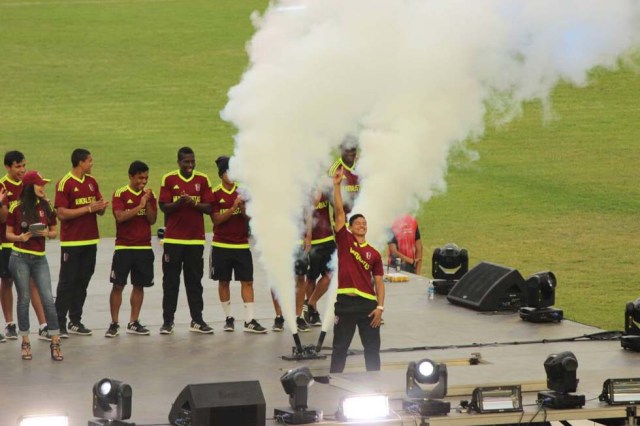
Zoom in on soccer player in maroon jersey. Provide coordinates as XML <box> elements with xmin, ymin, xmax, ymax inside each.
<box><xmin>302</xmin><ymin>190</ymin><xmax>336</xmax><ymax>326</ymax></box>
<box><xmin>159</xmin><ymin>147</ymin><xmax>214</xmax><ymax>335</ymax></box>
<box><xmin>330</xmin><ymin>168</ymin><xmax>385</xmax><ymax>374</ymax></box>
<box><xmin>328</xmin><ymin>139</ymin><xmax>360</xmax><ymax>214</ymax></box>
<box><xmin>210</xmin><ymin>156</ymin><xmax>266</xmax><ymax>334</ymax></box>
<box><xmin>105</xmin><ymin>161</ymin><xmax>157</xmax><ymax>338</ymax></box>
<box><xmin>0</xmin><ymin>151</ymin><xmax>49</xmax><ymax>342</ymax></box>
<box><xmin>55</xmin><ymin>148</ymin><xmax>109</xmax><ymax>337</ymax></box>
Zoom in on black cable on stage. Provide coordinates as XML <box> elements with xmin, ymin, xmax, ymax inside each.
<box><xmin>317</xmin><ymin>330</ymin><xmax>623</xmax><ymax>356</ymax></box>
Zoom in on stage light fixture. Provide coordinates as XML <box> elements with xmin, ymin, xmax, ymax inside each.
<box><xmin>89</xmin><ymin>378</ymin><xmax>134</xmax><ymax>426</ymax></box>
<box><xmin>537</xmin><ymin>351</ymin><xmax>585</xmax><ymax>409</ymax></box>
<box><xmin>621</xmin><ymin>298</ymin><xmax>640</xmax><ymax>351</ymax></box>
<box><xmin>599</xmin><ymin>378</ymin><xmax>640</xmax><ymax>405</ymax></box>
<box><xmin>469</xmin><ymin>385</ymin><xmax>523</xmax><ymax>413</ymax></box>
<box><xmin>336</xmin><ymin>394</ymin><xmax>390</xmax><ymax>421</ymax></box>
<box><xmin>273</xmin><ymin>367</ymin><xmax>322</xmax><ymax>424</ymax></box>
<box><xmin>402</xmin><ymin>359</ymin><xmax>450</xmax><ymax>416</ymax></box>
<box><xmin>431</xmin><ymin>243</ymin><xmax>468</xmax><ymax>295</ymax></box>
<box><xmin>18</xmin><ymin>415</ymin><xmax>68</xmax><ymax>426</ymax></box>
<box><xmin>520</xmin><ymin>271</ymin><xmax>563</xmax><ymax>323</ymax></box>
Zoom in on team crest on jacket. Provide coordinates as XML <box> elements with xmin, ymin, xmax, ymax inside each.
<box><xmin>366</xmin><ymin>252</ymin><xmax>371</xmax><ymax>260</ymax></box>
<box><xmin>195</xmin><ymin>183</ymin><xmax>201</xmax><ymax>191</ymax></box>
<box><xmin>39</xmin><ymin>210</ymin><xmax>45</xmax><ymax>218</ymax></box>
<box><xmin>89</xmin><ymin>183</ymin><xmax>94</xmax><ymax>191</ymax></box>
<box><xmin>334</xmin><ymin>315</ymin><xmax>339</xmax><ymax>325</ymax></box>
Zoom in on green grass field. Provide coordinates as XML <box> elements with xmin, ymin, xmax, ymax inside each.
<box><xmin>1</xmin><ymin>0</ymin><xmax>638</xmax><ymax>330</ymax></box>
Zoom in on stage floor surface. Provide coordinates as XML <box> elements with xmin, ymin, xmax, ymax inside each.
<box><xmin>0</xmin><ymin>238</ymin><xmax>636</xmax><ymax>426</ymax></box>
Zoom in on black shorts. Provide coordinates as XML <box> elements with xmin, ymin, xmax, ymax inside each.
<box><xmin>110</xmin><ymin>249</ymin><xmax>155</xmax><ymax>287</ymax></box>
<box><xmin>210</xmin><ymin>246</ymin><xmax>253</xmax><ymax>282</ymax></box>
<box><xmin>307</xmin><ymin>240</ymin><xmax>336</xmax><ymax>281</ymax></box>
<box><xmin>294</xmin><ymin>247</ymin><xmax>309</xmax><ymax>276</ymax></box>
<box><xmin>0</xmin><ymin>246</ymin><xmax>12</xmax><ymax>279</ymax></box>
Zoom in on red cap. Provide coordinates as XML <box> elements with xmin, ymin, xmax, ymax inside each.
<box><xmin>22</xmin><ymin>171</ymin><xmax>51</xmax><ymax>186</ymax></box>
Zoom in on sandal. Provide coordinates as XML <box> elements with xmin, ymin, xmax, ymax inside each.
<box><xmin>50</xmin><ymin>342</ymin><xmax>63</xmax><ymax>361</ymax></box>
<box><xmin>21</xmin><ymin>342</ymin><xmax>32</xmax><ymax>360</ymax></box>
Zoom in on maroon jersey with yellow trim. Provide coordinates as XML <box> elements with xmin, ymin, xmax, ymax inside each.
<box><xmin>55</xmin><ymin>173</ymin><xmax>102</xmax><ymax>244</ymax></box>
<box><xmin>159</xmin><ymin>170</ymin><xmax>213</xmax><ymax>243</ymax></box>
<box><xmin>211</xmin><ymin>183</ymin><xmax>249</xmax><ymax>247</ymax></box>
<box><xmin>310</xmin><ymin>192</ymin><xmax>333</xmax><ymax>244</ymax></box>
<box><xmin>0</xmin><ymin>176</ymin><xmax>22</xmax><ymax>245</ymax></box>
<box><xmin>335</xmin><ymin>226</ymin><xmax>383</xmax><ymax>298</ymax></box>
<box><xmin>328</xmin><ymin>158</ymin><xmax>360</xmax><ymax>214</ymax></box>
<box><xmin>112</xmin><ymin>185</ymin><xmax>157</xmax><ymax>247</ymax></box>
<box><xmin>7</xmin><ymin>201</ymin><xmax>56</xmax><ymax>255</ymax></box>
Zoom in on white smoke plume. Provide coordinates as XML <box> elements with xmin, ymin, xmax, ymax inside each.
<box><xmin>221</xmin><ymin>0</ymin><xmax>640</xmax><ymax>331</ymax></box>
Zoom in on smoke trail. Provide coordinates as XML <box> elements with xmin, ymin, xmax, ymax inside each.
<box><xmin>221</xmin><ymin>0</ymin><xmax>640</xmax><ymax>331</ymax></box>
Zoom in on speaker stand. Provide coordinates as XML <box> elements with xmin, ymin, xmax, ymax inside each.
<box><xmin>273</xmin><ymin>407</ymin><xmax>322</xmax><ymax>424</ymax></box>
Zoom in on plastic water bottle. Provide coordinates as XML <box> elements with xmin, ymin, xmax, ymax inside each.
<box><xmin>428</xmin><ymin>281</ymin><xmax>435</xmax><ymax>300</ymax></box>
<box><xmin>395</xmin><ymin>257</ymin><xmax>402</xmax><ymax>272</ymax></box>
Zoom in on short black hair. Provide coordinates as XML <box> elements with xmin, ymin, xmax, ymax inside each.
<box><xmin>178</xmin><ymin>147</ymin><xmax>194</xmax><ymax>161</ymax></box>
<box><xmin>4</xmin><ymin>151</ymin><xmax>24</xmax><ymax>167</ymax></box>
<box><xmin>349</xmin><ymin>213</ymin><xmax>365</xmax><ymax>226</ymax></box>
<box><xmin>215</xmin><ymin>156</ymin><xmax>230</xmax><ymax>178</ymax></box>
<box><xmin>71</xmin><ymin>148</ymin><xmax>91</xmax><ymax>167</ymax></box>
<box><xmin>128</xmin><ymin>160</ymin><xmax>149</xmax><ymax>176</ymax></box>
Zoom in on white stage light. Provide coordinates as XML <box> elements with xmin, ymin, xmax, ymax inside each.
<box><xmin>337</xmin><ymin>394</ymin><xmax>389</xmax><ymax>421</ymax></box>
<box><xmin>18</xmin><ymin>415</ymin><xmax>68</xmax><ymax>426</ymax></box>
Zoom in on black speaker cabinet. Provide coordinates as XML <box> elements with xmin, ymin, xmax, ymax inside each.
<box><xmin>447</xmin><ymin>262</ymin><xmax>526</xmax><ymax>311</ymax></box>
<box><xmin>168</xmin><ymin>380</ymin><xmax>266</xmax><ymax>426</ymax></box>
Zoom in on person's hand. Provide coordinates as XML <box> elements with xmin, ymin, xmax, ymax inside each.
<box><xmin>21</xmin><ymin>231</ymin><xmax>33</xmax><ymax>242</ymax></box>
<box><xmin>333</xmin><ymin>168</ymin><xmax>344</xmax><ymax>186</ymax></box>
<box><xmin>90</xmin><ymin>199</ymin><xmax>109</xmax><ymax>212</ymax></box>
<box><xmin>232</xmin><ymin>196</ymin><xmax>244</xmax><ymax>209</ymax></box>
<box><xmin>178</xmin><ymin>192</ymin><xmax>192</xmax><ymax>204</ymax></box>
<box><xmin>35</xmin><ymin>229</ymin><xmax>49</xmax><ymax>238</ymax></box>
<box><xmin>0</xmin><ymin>187</ymin><xmax>6</xmax><ymax>204</ymax></box>
<box><xmin>139</xmin><ymin>189</ymin><xmax>152</xmax><ymax>207</ymax></box>
<box><xmin>368</xmin><ymin>307</ymin><xmax>383</xmax><ymax>328</ymax></box>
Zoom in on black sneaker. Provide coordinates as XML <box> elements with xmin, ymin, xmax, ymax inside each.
<box><xmin>159</xmin><ymin>322</ymin><xmax>174</xmax><ymax>335</ymax></box>
<box><xmin>272</xmin><ymin>316</ymin><xmax>284</xmax><ymax>332</ymax></box>
<box><xmin>127</xmin><ymin>320</ymin><xmax>150</xmax><ymax>335</ymax></box>
<box><xmin>68</xmin><ymin>321</ymin><xmax>92</xmax><ymax>336</ymax></box>
<box><xmin>190</xmin><ymin>320</ymin><xmax>214</xmax><ymax>334</ymax></box>
<box><xmin>5</xmin><ymin>323</ymin><xmax>18</xmax><ymax>339</ymax></box>
<box><xmin>59</xmin><ymin>324</ymin><xmax>69</xmax><ymax>339</ymax></box>
<box><xmin>309</xmin><ymin>310</ymin><xmax>322</xmax><ymax>326</ymax></box>
<box><xmin>105</xmin><ymin>322</ymin><xmax>120</xmax><ymax>338</ymax></box>
<box><xmin>223</xmin><ymin>316</ymin><xmax>235</xmax><ymax>332</ymax></box>
<box><xmin>244</xmin><ymin>319</ymin><xmax>267</xmax><ymax>334</ymax></box>
<box><xmin>297</xmin><ymin>316</ymin><xmax>310</xmax><ymax>332</ymax></box>
<box><xmin>38</xmin><ymin>326</ymin><xmax>52</xmax><ymax>341</ymax></box>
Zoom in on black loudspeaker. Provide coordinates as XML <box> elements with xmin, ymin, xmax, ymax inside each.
<box><xmin>168</xmin><ymin>381</ymin><xmax>266</xmax><ymax>426</ymax></box>
<box><xmin>447</xmin><ymin>262</ymin><xmax>526</xmax><ymax>311</ymax></box>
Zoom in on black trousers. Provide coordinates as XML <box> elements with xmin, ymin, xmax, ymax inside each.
<box><xmin>330</xmin><ymin>295</ymin><xmax>381</xmax><ymax>373</ymax></box>
<box><xmin>56</xmin><ymin>244</ymin><xmax>97</xmax><ymax>325</ymax></box>
<box><xmin>162</xmin><ymin>243</ymin><xmax>204</xmax><ymax>324</ymax></box>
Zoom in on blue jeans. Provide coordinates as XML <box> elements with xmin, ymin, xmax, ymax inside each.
<box><xmin>8</xmin><ymin>251</ymin><xmax>59</xmax><ymax>336</ymax></box>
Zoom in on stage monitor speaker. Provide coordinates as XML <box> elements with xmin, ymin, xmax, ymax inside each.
<box><xmin>447</xmin><ymin>261</ymin><xmax>526</xmax><ymax>312</ymax></box>
<box><xmin>168</xmin><ymin>380</ymin><xmax>266</xmax><ymax>426</ymax></box>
